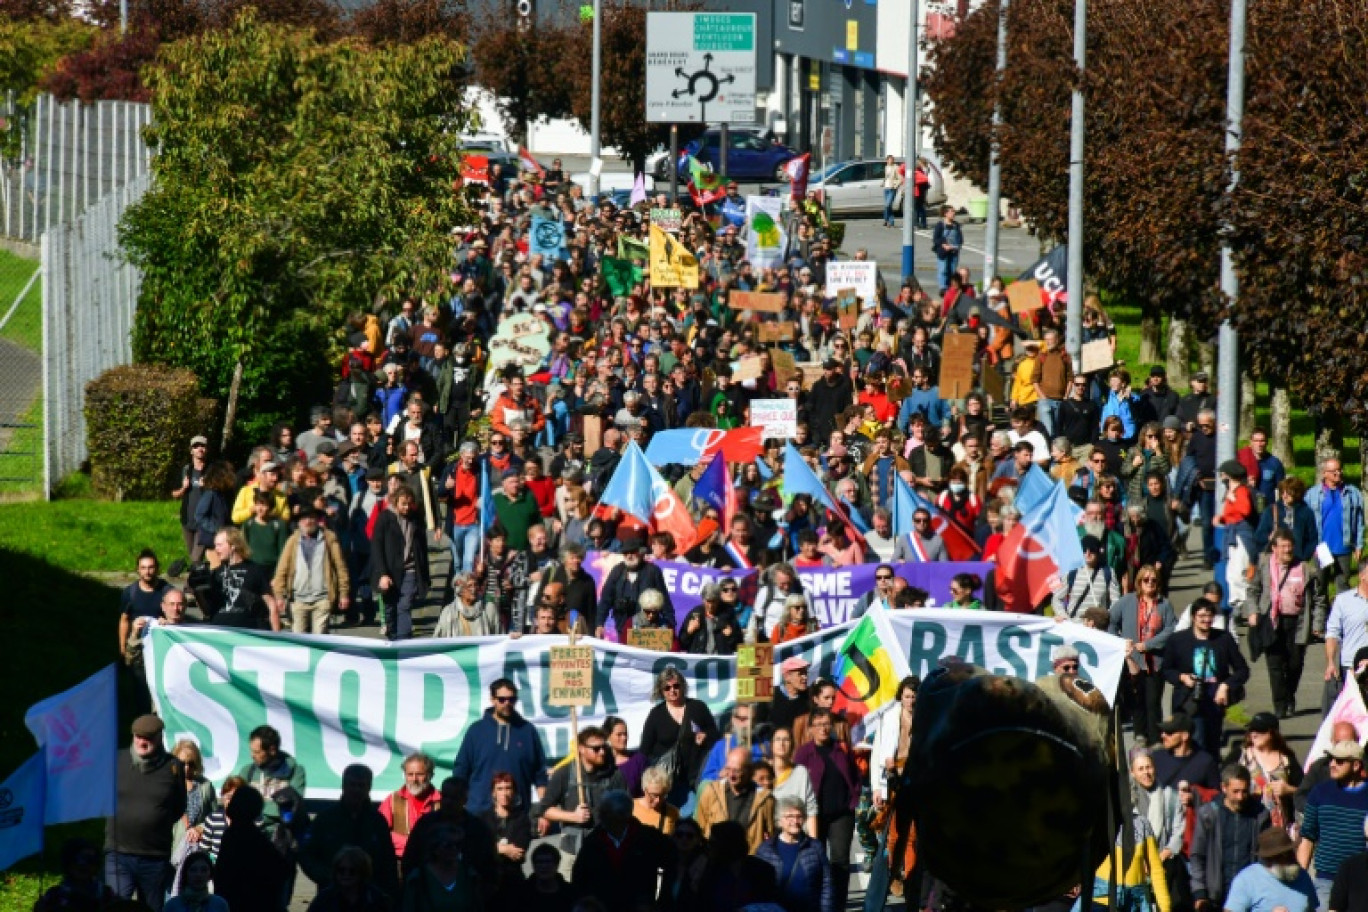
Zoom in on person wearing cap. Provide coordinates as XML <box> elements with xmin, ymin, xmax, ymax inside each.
<box><xmin>106</xmin><ymin>714</ymin><xmax>187</xmax><ymax>910</ymax></box>
<box><xmin>594</xmin><ymin>536</ymin><xmax>674</xmax><ymax>640</ymax></box>
<box><xmin>1177</xmin><ymin>371</ymin><xmax>1219</xmax><ymax>431</ymax></box>
<box><xmin>1150</xmin><ymin>714</ymin><xmax>1220</xmax><ymax>791</ymax></box>
<box><xmin>1191</xmin><ymin>765</ymin><xmax>1268</xmax><ymax>911</ymax></box>
<box><xmin>491</xmin><ymin>466</ymin><xmax>542</xmax><ymax>552</ymax></box>
<box><xmin>1140</xmin><ymin>365</ymin><xmax>1181</xmax><ymax>425</ymax></box>
<box><xmin>272</xmin><ymin>506</ymin><xmax>351</xmax><ymax>635</ymax></box>
<box><xmin>230</xmin><ymin>458</ymin><xmax>290</xmax><ymax>524</ymax></box>
<box><xmin>1300</xmin><ymin>740</ymin><xmax>1368</xmax><ymax>909</ymax></box>
<box><xmin>1160</xmin><ymin>598</ymin><xmax>1249</xmax><ymax>756</ymax></box>
<box><xmin>170</xmin><ymin>435</ymin><xmax>210</xmax><ymax>574</ymax></box>
<box><xmin>772</xmin><ymin>655</ymin><xmax>814</xmax><ymax>732</ymax></box>
<box><xmin>1053</xmin><ymin>535</ymin><xmax>1121</xmax><ymax>619</ymax></box>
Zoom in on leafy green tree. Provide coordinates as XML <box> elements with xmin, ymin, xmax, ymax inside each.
<box><xmin>0</xmin><ymin>14</ymin><xmax>95</xmax><ymax>104</ymax></box>
<box><xmin>122</xmin><ymin>11</ymin><xmax>476</xmax><ymax>447</ymax></box>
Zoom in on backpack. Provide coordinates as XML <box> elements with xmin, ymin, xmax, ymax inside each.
<box><xmin>1063</xmin><ymin>565</ymin><xmax>1114</xmax><ymax>615</ymax></box>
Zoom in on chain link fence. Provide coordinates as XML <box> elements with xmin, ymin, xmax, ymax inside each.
<box><xmin>2</xmin><ymin>94</ymin><xmax>153</xmax><ymax>244</ymax></box>
<box><xmin>42</xmin><ymin>172</ymin><xmax>148</xmax><ymax>496</ymax></box>
<box><xmin>0</xmin><ymin>242</ymin><xmax>42</xmax><ymax>497</ymax></box>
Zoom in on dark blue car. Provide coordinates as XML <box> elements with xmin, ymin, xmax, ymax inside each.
<box><xmin>660</xmin><ymin>128</ymin><xmax>796</xmax><ymax>182</ymax></box>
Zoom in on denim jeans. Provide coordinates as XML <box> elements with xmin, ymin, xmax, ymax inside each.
<box><xmin>105</xmin><ymin>852</ymin><xmax>170</xmax><ymax>911</ymax></box>
<box><xmin>1037</xmin><ymin>398</ymin><xmax>1062</xmax><ymax>438</ymax></box>
<box><xmin>448</xmin><ymin>523</ymin><xmax>481</xmax><ymax>578</ymax></box>
<box><xmin>937</xmin><ymin>252</ymin><xmax>959</xmax><ymax>293</ymax></box>
<box><xmin>383</xmin><ymin>570</ymin><xmax>420</xmax><ymax>640</ymax></box>
<box><xmin>863</xmin><ymin>840</ymin><xmax>892</xmax><ymax>912</ymax></box>
<box><xmin>883</xmin><ymin>188</ymin><xmax>898</xmax><ymax>226</ymax></box>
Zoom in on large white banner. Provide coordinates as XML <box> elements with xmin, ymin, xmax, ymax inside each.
<box><xmin>144</xmin><ymin>613</ymin><xmax>1125</xmax><ymax>798</ymax></box>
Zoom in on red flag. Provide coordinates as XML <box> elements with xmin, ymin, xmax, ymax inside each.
<box><xmin>993</xmin><ymin>484</ymin><xmax>1082</xmax><ymax>612</ymax></box>
<box><xmin>651</xmin><ymin>485</ymin><xmax>698</xmax><ymax>555</ymax></box>
<box><xmin>714</xmin><ymin>426</ymin><xmax>765</xmax><ymax>464</ymax></box>
<box><xmin>518</xmin><ymin>146</ymin><xmax>545</xmax><ymax>177</ymax></box>
<box><xmin>689</xmin><ymin>181</ymin><xmax>727</xmax><ymax>207</ymax></box>
<box><xmin>785</xmin><ymin>153</ymin><xmax>811</xmax><ymax>200</ymax></box>
<box><xmin>461</xmin><ymin>154</ymin><xmax>490</xmax><ymax>185</ymax></box>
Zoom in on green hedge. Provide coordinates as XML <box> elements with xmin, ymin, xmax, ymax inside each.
<box><xmin>85</xmin><ymin>364</ymin><xmax>205</xmax><ymax>501</ymax></box>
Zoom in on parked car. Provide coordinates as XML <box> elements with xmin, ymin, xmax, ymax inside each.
<box><xmin>811</xmin><ymin>157</ymin><xmax>947</xmax><ymax>217</ymax></box>
<box><xmin>649</xmin><ymin>127</ymin><xmax>795</xmax><ymax>182</ymax></box>
<box><xmin>458</xmin><ymin>132</ymin><xmax>513</xmax><ymax>154</ymax></box>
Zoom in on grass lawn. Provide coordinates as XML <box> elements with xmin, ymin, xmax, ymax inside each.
<box><xmin>0</xmin><ymin>247</ymin><xmax>41</xmax><ymax>354</ymax></box>
<box><xmin>0</xmin><ymin>494</ymin><xmax>184</xmax><ymax>573</ymax></box>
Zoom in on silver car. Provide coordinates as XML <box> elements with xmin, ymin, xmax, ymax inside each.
<box><xmin>812</xmin><ymin>158</ymin><xmax>947</xmax><ymax>217</ymax></box>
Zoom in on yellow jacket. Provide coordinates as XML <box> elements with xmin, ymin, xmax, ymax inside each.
<box><xmin>230</xmin><ymin>483</ymin><xmax>291</xmax><ymax>525</ymax></box>
<box><xmin>1092</xmin><ymin>834</ymin><xmax>1170</xmax><ymax>912</ymax></box>
<box><xmin>1011</xmin><ymin>357</ymin><xmax>1040</xmax><ymax>406</ymax></box>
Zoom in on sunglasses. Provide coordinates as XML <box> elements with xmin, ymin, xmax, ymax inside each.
<box><xmin>662</xmin><ymin>682</ymin><xmax>682</xmax><ymax>691</ymax></box>
<box><xmin>494</xmin><ymin>695</ymin><xmax>517</xmax><ymax>704</ymax></box>
<box><xmin>720</xmin><ymin>585</ymin><xmax>738</xmax><ymax>592</ymax></box>
<box><xmin>584</xmin><ymin>743</ymin><xmax>607</xmax><ymax>753</ymax></box>
<box><xmin>1057</xmin><ymin>663</ymin><xmax>1079</xmax><ymax>672</ymax></box>
<box><xmin>876</xmin><ymin>574</ymin><xmax>894</xmax><ymax>581</ymax></box>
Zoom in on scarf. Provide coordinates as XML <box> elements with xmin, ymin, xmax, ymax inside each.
<box><xmin>1137</xmin><ymin>598</ymin><xmax>1162</xmax><ymax>672</ymax></box>
<box><xmin>1270</xmin><ymin>559</ymin><xmax>1306</xmax><ymax>618</ymax></box>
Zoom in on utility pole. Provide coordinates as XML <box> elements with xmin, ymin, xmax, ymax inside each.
<box><xmin>983</xmin><ymin>0</ymin><xmax>1008</xmax><ymax>283</ymax></box>
<box><xmin>1216</xmin><ymin>0</ymin><xmax>1247</xmax><ymax>507</ymax></box>
<box><xmin>588</xmin><ymin>0</ymin><xmax>603</xmax><ymax>202</ymax></box>
<box><xmin>900</xmin><ymin>0</ymin><xmax>920</xmax><ymax>282</ymax></box>
<box><xmin>1064</xmin><ymin>0</ymin><xmax>1086</xmax><ymax>367</ymax></box>
<box><xmin>120</xmin><ymin>0</ymin><xmax>128</xmax><ymax>33</ymax></box>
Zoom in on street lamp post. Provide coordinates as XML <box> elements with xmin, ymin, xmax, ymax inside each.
<box><xmin>900</xmin><ymin>0</ymin><xmax>920</xmax><ymax>283</ymax></box>
<box><xmin>588</xmin><ymin>0</ymin><xmax>603</xmax><ymax>202</ymax></box>
<box><xmin>1064</xmin><ymin>0</ymin><xmax>1086</xmax><ymax>368</ymax></box>
<box><xmin>983</xmin><ymin>0</ymin><xmax>1008</xmax><ymax>283</ymax></box>
<box><xmin>1216</xmin><ymin>0</ymin><xmax>1247</xmax><ymax>509</ymax></box>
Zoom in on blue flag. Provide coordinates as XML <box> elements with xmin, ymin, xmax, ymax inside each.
<box><xmin>599</xmin><ymin>441</ymin><xmax>663</xmax><ymax>522</ymax></box>
<box><xmin>480</xmin><ymin>459</ymin><xmax>494</xmax><ymax>533</ymax></box>
<box><xmin>783</xmin><ymin>443</ymin><xmax>838</xmax><ymax>514</ymax></box>
<box><xmin>1015</xmin><ymin>465</ymin><xmax>1054</xmax><ymax>516</ymax></box>
<box><xmin>0</xmin><ymin>750</ymin><xmax>45</xmax><ymax>871</ymax></box>
<box><xmin>693</xmin><ymin>454</ymin><xmax>729</xmax><ymax>517</ymax></box>
<box><xmin>754</xmin><ymin>457</ymin><xmax>774</xmax><ymax>482</ymax></box>
<box><xmin>530</xmin><ymin>217</ymin><xmax>566</xmax><ymax>260</ymax></box>
<box><xmin>891</xmin><ymin>473</ymin><xmax>917</xmax><ymax>538</ymax></box>
<box><xmin>24</xmin><ymin>664</ymin><xmax>116</xmax><ymax>824</ymax></box>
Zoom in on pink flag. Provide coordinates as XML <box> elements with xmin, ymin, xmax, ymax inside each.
<box><xmin>630</xmin><ymin>172</ymin><xmax>647</xmax><ymax>206</ymax></box>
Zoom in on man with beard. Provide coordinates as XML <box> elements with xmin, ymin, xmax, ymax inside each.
<box><xmin>379</xmin><ymin>753</ymin><xmax>442</xmax><ymax>859</ymax></box>
<box><xmin>595</xmin><ymin>537</ymin><xmax>674</xmax><ymax>638</ymax></box>
<box><xmin>1300</xmin><ymin>740</ymin><xmax>1368</xmax><ymax>910</ymax></box>
<box><xmin>1191</xmin><ymin>766</ymin><xmax>1268</xmax><ymax>911</ymax></box>
<box><xmin>1226</xmin><ymin>829</ymin><xmax>1317</xmax><ymax>912</ymax></box>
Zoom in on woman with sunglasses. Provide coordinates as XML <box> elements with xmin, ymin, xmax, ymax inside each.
<box><xmin>639</xmin><ymin>668</ymin><xmax>719</xmax><ymax>808</ymax></box>
<box><xmin>1122</xmin><ymin>422</ymin><xmax>1172</xmax><ymax>506</ymax></box>
<box><xmin>1111</xmin><ymin>566</ymin><xmax>1177</xmax><ymax>747</ymax></box>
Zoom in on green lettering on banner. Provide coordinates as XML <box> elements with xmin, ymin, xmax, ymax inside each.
<box><xmin>994</xmin><ymin>626</ymin><xmax>1032</xmax><ymax>678</ymax></box>
<box><xmin>952</xmin><ymin>624</ymin><xmax>987</xmax><ymax>667</ymax></box>
<box><xmin>906</xmin><ymin>621</ymin><xmax>948</xmax><ymax>679</ymax></box>
<box><xmin>695</xmin><ymin>658</ymin><xmax>730</xmax><ymax>704</ymax></box>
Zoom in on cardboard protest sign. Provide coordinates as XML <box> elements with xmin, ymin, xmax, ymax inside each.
<box><xmin>548</xmin><ymin>645</ymin><xmax>595</xmax><ymax>707</ymax></box>
<box><xmin>825</xmin><ymin>261</ymin><xmax>878</xmax><ymax>303</ymax></box>
<box><xmin>732</xmin><ymin>355</ymin><xmax>764</xmax><ymax>382</ymax></box>
<box><xmin>730</xmin><ymin>291</ymin><xmax>786</xmax><ymax>314</ymax></box>
<box><xmin>798</xmin><ymin>363</ymin><xmax>825</xmax><ymax>389</ymax></box>
<box><xmin>769</xmin><ymin>348</ymin><xmax>796</xmax><ymax>380</ymax></box>
<box><xmin>759</xmin><ymin>321</ymin><xmax>794</xmax><ymax>343</ymax></box>
<box><xmin>750</xmin><ymin>399</ymin><xmax>798</xmax><ymax>438</ymax></box>
<box><xmin>627</xmin><ymin>628</ymin><xmax>674</xmax><ymax>652</ymax></box>
<box><xmin>836</xmin><ymin>288</ymin><xmax>860</xmax><ymax>330</ymax></box>
<box><xmin>582</xmin><ymin>415</ymin><xmax>603</xmax><ymax>457</ymax></box>
<box><xmin>938</xmin><ymin>331</ymin><xmax>978</xmax><ymax>399</ymax></box>
<box><xmin>1007</xmin><ymin>278</ymin><xmax>1044</xmax><ymax>314</ymax></box>
<box><xmin>1081</xmin><ymin>339</ymin><xmax>1114</xmax><ymax>375</ymax></box>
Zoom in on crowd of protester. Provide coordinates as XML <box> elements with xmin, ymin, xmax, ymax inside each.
<box><xmin>70</xmin><ymin>159</ymin><xmax>1368</xmax><ymax>912</ymax></box>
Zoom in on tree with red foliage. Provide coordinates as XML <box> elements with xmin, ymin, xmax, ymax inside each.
<box><xmin>41</xmin><ymin>29</ymin><xmax>158</xmax><ymax>102</ymax></box>
<box><xmin>468</xmin><ymin>15</ymin><xmax>572</xmax><ymax>146</ymax></box>
<box><xmin>349</xmin><ymin>0</ymin><xmax>468</xmax><ymax>45</ymax></box>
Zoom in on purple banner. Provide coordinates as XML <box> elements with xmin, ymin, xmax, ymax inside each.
<box><xmin>584</xmin><ymin>551</ymin><xmax>995</xmax><ymax>632</ymax></box>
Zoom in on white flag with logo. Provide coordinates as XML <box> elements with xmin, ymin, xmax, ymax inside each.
<box><xmin>24</xmin><ymin>664</ymin><xmax>117</xmax><ymax>824</ymax></box>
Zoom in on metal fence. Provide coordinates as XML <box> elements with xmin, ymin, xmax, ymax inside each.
<box><xmin>2</xmin><ymin>95</ymin><xmax>153</xmax><ymax>243</ymax></box>
<box><xmin>42</xmin><ymin>172</ymin><xmax>148</xmax><ymax>496</ymax></box>
<box><xmin>0</xmin><ymin>243</ymin><xmax>42</xmax><ymax>495</ymax></box>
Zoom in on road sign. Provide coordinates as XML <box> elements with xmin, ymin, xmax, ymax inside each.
<box><xmin>646</xmin><ymin>12</ymin><xmax>757</xmax><ymax>125</ymax></box>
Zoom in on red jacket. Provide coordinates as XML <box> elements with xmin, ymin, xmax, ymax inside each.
<box><xmin>378</xmin><ymin>786</ymin><xmax>441</xmax><ymax>855</ymax></box>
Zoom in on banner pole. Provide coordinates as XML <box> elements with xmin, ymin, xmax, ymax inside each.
<box><xmin>569</xmin><ymin>628</ymin><xmax>586</xmax><ymax>807</ymax></box>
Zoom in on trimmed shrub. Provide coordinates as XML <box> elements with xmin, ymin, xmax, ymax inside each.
<box><xmin>85</xmin><ymin>364</ymin><xmax>203</xmax><ymax>501</ymax></box>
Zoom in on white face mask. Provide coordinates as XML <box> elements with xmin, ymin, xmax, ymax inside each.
<box><xmin>949</xmin><ymin>482</ymin><xmax>967</xmax><ymax>494</ymax></box>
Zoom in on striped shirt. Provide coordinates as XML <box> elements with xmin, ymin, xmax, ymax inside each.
<box><xmin>1052</xmin><ymin>566</ymin><xmax>1121</xmax><ymax>619</ymax></box>
<box><xmin>1302</xmin><ymin>780</ymin><xmax>1368</xmax><ymax>879</ymax></box>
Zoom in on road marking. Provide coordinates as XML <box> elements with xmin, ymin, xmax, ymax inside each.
<box><xmin>914</xmin><ymin>229</ymin><xmax>1020</xmax><ymax>268</ymax></box>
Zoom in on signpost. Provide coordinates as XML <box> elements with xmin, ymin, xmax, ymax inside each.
<box><xmin>646</xmin><ymin>13</ymin><xmax>758</xmax><ymax>124</ymax></box>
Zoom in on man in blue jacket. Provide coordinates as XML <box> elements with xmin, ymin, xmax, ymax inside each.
<box><xmin>1305</xmin><ymin>456</ymin><xmax>1366</xmax><ymax>593</ymax></box>
<box><xmin>756</xmin><ymin>797</ymin><xmax>835</xmax><ymax>912</ymax></box>
<box><xmin>453</xmin><ymin>678</ymin><xmax>548</xmax><ymax>814</ymax></box>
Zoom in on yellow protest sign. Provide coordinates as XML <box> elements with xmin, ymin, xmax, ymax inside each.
<box><xmin>649</xmin><ymin>224</ymin><xmax>699</xmax><ymax>289</ymax></box>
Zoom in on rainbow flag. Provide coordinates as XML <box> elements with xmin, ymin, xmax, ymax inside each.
<box><xmin>831</xmin><ymin>607</ymin><xmax>909</xmax><ymax>732</ymax></box>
